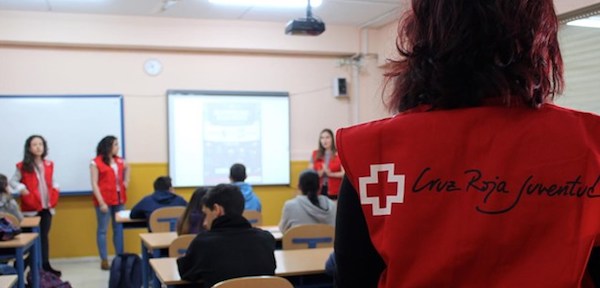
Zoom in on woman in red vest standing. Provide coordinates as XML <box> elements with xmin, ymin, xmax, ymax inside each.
<box><xmin>9</xmin><ymin>135</ymin><xmax>61</xmax><ymax>276</ymax></box>
<box><xmin>90</xmin><ymin>135</ymin><xmax>129</xmax><ymax>270</ymax></box>
<box><xmin>309</xmin><ymin>128</ymin><xmax>344</xmax><ymax>199</ymax></box>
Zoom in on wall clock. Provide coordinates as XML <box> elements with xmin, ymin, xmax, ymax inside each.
<box><xmin>144</xmin><ymin>58</ymin><xmax>162</xmax><ymax>76</ymax></box>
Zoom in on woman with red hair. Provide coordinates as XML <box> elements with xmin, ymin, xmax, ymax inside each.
<box><xmin>335</xmin><ymin>0</ymin><xmax>600</xmax><ymax>287</ymax></box>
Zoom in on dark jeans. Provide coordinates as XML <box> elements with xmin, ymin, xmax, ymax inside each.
<box><xmin>321</xmin><ymin>185</ymin><xmax>338</xmax><ymax>200</ymax></box>
<box><xmin>321</xmin><ymin>184</ymin><xmax>329</xmax><ymax>197</ymax></box>
<box><xmin>38</xmin><ymin>209</ymin><xmax>53</xmax><ymax>269</ymax></box>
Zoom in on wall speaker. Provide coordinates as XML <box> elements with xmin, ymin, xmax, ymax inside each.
<box><xmin>333</xmin><ymin>77</ymin><xmax>348</xmax><ymax>97</ymax></box>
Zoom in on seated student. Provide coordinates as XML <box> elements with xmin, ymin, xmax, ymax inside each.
<box><xmin>130</xmin><ymin>176</ymin><xmax>187</xmax><ymax>220</ymax></box>
<box><xmin>176</xmin><ymin>187</ymin><xmax>208</xmax><ymax>235</ymax></box>
<box><xmin>0</xmin><ymin>174</ymin><xmax>23</xmax><ymax>222</ymax></box>
<box><xmin>229</xmin><ymin>163</ymin><xmax>262</xmax><ymax>212</ymax></box>
<box><xmin>177</xmin><ymin>184</ymin><xmax>276</xmax><ymax>288</ymax></box>
<box><xmin>278</xmin><ymin>170</ymin><xmax>336</xmax><ymax>232</ymax></box>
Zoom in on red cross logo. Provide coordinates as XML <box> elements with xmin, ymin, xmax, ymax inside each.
<box><xmin>358</xmin><ymin>163</ymin><xmax>405</xmax><ymax>216</ymax></box>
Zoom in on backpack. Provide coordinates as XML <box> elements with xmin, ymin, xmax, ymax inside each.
<box><xmin>26</xmin><ymin>269</ymin><xmax>72</xmax><ymax>288</ymax></box>
<box><xmin>108</xmin><ymin>253</ymin><xmax>143</xmax><ymax>288</ymax></box>
<box><xmin>0</xmin><ymin>217</ymin><xmax>21</xmax><ymax>241</ymax></box>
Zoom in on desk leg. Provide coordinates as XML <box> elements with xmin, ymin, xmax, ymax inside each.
<box><xmin>31</xmin><ymin>241</ymin><xmax>40</xmax><ymax>288</ymax></box>
<box><xmin>15</xmin><ymin>247</ymin><xmax>24</xmax><ymax>288</ymax></box>
<box><xmin>33</xmin><ymin>226</ymin><xmax>42</xmax><ymax>269</ymax></box>
<box><xmin>115</xmin><ymin>223</ymin><xmax>124</xmax><ymax>255</ymax></box>
<box><xmin>142</xmin><ymin>242</ymin><xmax>149</xmax><ymax>288</ymax></box>
<box><xmin>152</xmin><ymin>249</ymin><xmax>161</xmax><ymax>288</ymax></box>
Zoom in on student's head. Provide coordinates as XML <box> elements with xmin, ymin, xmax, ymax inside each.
<box><xmin>299</xmin><ymin>170</ymin><xmax>322</xmax><ymax>208</ymax></box>
<box><xmin>317</xmin><ymin>128</ymin><xmax>336</xmax><ymax>158</ymax></box>
<box><xmin>0</xmin><ymin>174</ymin><xmax>8</xmax><ymax>194</ymax></box>
<box><xmin>201</xmin><ymin>184</ymin><xmax>244</xmax><ymax>230</ymax></box>
<box><xmin>189</xmin><ymin>187</ymin><xmax>209</xmax><ymax>211</ymax></box>
<box><xmin>96</xmin><ymin>135</ymin><xmax>119</xmax><ymax>165</ymax></box>
<box><xmin>177</xmin><ymin>187</ymin><xmax>209</xmax><ymax>235</ymax></box>
<box><xmin>153</xmin><ymin>176</ymin><xmax>172</xmax><ymax>191</ymax></box>
<box><xmin>385</xmin><ymin>0</ymin><xmax>563</xmax><ymax>112</ymax></box>
<box><xmin>23</xmin><ymin>135</ymin><xmax>48</xmax><ymax>172</ymax></box>
<box><xmin>229</xmin><ymin>163</ymin><xmax>247</xmax><ymax>183</ymax></box>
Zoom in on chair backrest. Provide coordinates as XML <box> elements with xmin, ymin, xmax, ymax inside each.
<box><xmin>211</xmin><ymin>276</ymin><xmax>293</xmax><ymax>288</ymax></box>
<box><xmin>168</xmin><ymin>234</ymin><xmax>196</xmax><ymax>257</ymax></box>
<box><xmin>242</xmin><ymin>210</ymin><xmax>262</xmax><ymax>227</ymax></box>
<box><xmin>282</xmin><ymin>224</ymin><xmax>334</xmax><ymax>250</ymax></box>
<box><xmin>148</xmin><ymin>206</ymin><xmax>186</xmax><ymax>232</ymax></box>
<box><xmin>0</xmin><ymin>213</ymin><xmax>20</xmax><ymax>228</ymax></box>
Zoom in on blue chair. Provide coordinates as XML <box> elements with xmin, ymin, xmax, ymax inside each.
<box><xmin>212</xmin><ymin>276</ymin><xmax>293</xmax><ymax>288</ymax></box>
<box><xmin>148</xmin><ymin>206</ymin><xmax>185</xmax><ymax>232</ymax></box>
<box><xmin>168</xmin><ymin>234</ymin><xmax>195</xmax><ymax>257</ymax></box>
<box><xmin>242</xmin><ymin>210</ymin><xmax>263</xmax><ymax>227</ymax></box>
<box><xmin>282</xmin><ymin>224</ymin><xmax>334</xmax><ymax>250</ymax></box>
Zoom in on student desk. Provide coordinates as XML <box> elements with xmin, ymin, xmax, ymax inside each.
<box><xmin>115</xmin><ymin>210</ymin><xmax>147</xmax><ymax>254</ymax></box>
<box><xmin>274</xmin><ymin>247</ymin><xmax>332</xmax><ymax>276</ymax></box>
<box><xmin>260</xmin><ymin>225</ymin><xmax>283</xmax><ymax>241</ymax></box>
<box><xmin>149</xmin><ymin>247</ymin><xmax>333</xmax><ymax>288</ymax></box>
<box><xmin>0</xmin><ymin>275</ymin><xmax>17</xmax><ymax>288</ymax></box>
<box><xmin>0</xmin><ymin>233</ymin><xmax>39</xmax><ymax>288</ymax></box>
<box><xmin>140</xmin><ymin>232</ymin><xmax>178</xmax><ymax>288</ymax></box>
<box><xmin>20</xmin><ymin>216</ymin><xmax>41</xmax><ymax>269</ymax></box>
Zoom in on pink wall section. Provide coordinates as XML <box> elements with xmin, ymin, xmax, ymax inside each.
<box><xmin>0</xmin><ymin>10</ymin><xmax>391</xmax><ymax>162</ymax></box>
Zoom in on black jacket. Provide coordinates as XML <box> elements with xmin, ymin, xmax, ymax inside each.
<box><xmin>177</xmin><ymin>214</ymin><xmax>276</xmax><ymax>287</ymax></box>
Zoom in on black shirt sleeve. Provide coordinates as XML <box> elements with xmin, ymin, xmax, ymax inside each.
<box><xmin>177</xmin><ymin>236</ymin><xmax>207</xmax><ymax>282</ymax></box>
<box><xmin>335</xmin><ymin>176</ymin><xmax>385</xmax><ymax>288</ymax></box>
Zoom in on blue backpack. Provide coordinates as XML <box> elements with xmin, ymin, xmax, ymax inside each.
<box><xmin>109</xmin><ymin>253</ymin><xmax>142</xmax><ymax>288</ymax></box>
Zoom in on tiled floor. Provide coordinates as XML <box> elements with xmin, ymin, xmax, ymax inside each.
<box><xmin>51</xmin><ymin>257</ymin><xmax>111</xmax><ymax>288</ymax></box>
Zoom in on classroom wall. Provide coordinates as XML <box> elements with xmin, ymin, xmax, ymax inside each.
<box><xmin>0</xmin><ymin>10</ymin><xmax>393</xmax><ymax>162</ymax></box>
<box><xmin>0</xmin><ymin>10</ymin><xmax>391</xmax><ymax>257</ymax></box>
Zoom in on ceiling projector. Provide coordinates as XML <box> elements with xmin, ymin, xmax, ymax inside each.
<box><xmin>285</xmin><ymin>0</ymin><xmax>325</xmax><ymax>36</ymax></box>
<box><xmin>285</xmin><ymin>17</ymin><xmax>325</xmax><ymax>36</ymax></box>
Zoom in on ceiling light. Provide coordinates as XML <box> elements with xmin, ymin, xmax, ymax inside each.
<box><xmin>208</xmin><ymin>0</ymin><xmax>322</xmax><ymax>8</ymax></box>
<box><xmin>567</xmin><ymin>16</ymin><xmax>600</xmax><ymax>29</ymax></box>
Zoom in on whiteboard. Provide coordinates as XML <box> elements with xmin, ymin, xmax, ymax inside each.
<box><xmin>167</xmin><ymin>90</ymin><xmax>290</xmax><ymax>187</ymax></box>
<box><xmin>0</xmin><ymin>95</ymin><xmax>124</xmax><ymax>194</ymax></box>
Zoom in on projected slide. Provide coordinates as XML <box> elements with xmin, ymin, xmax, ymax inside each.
<box><xmin>203</xmin><ymin>103</ymin><xmax>262</xmax><ymax>184</ymax></box>
<box><xmin>168</xmin><ymin>90</ymin><xmax>290</xmax><ymax>187</ymax></box>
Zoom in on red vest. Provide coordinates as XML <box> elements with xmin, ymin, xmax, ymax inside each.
<box><xmin>337</xmin><ymin>104</ymin><xmax>600</xmax><ymax>288</ymax></box>
<box><xmin>93</xmin><ymin>156</ymin><xmax>126</xmax><ymax>206</ymax></box>
<box><xmin>16</xmin><ymin>160</ymin><xmax>60</xmax><ymax>212</ymax></box>
<box><xmin>311</xmin><ymin>150</ymin><xmax>343</xmax><ymax>196</ymax></box>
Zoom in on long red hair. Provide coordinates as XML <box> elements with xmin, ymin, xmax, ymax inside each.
<box><xmin>385</xmin><ymin>0</ymin><xmax>564</xmax><ymax>112</ymax></box>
